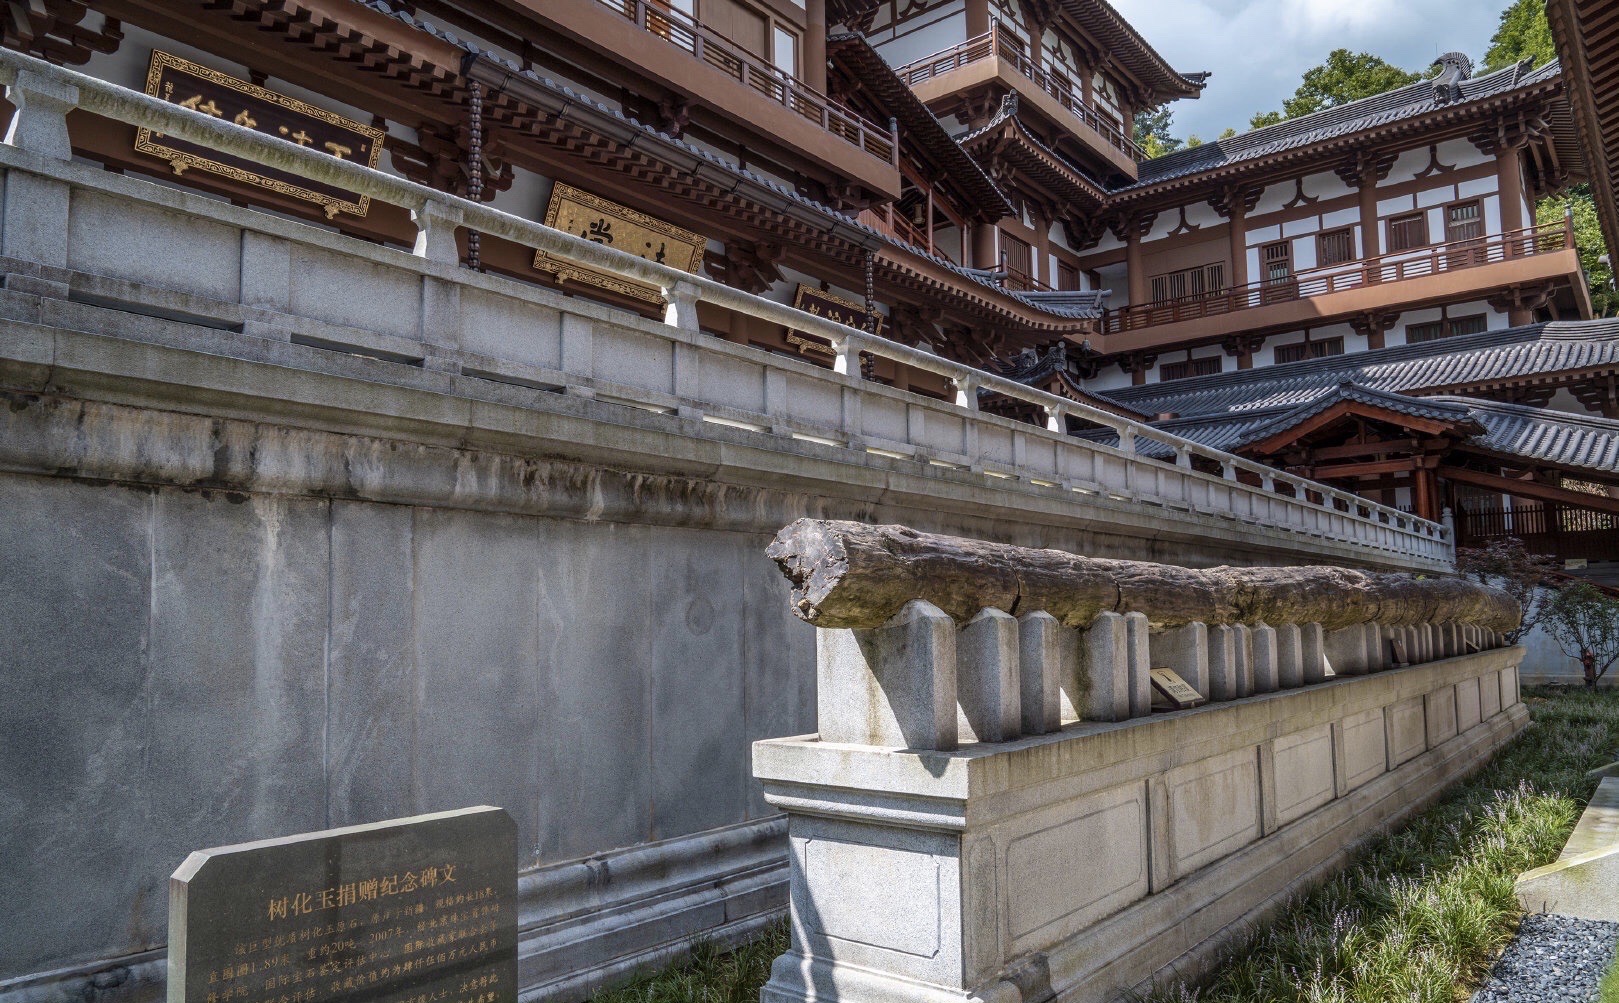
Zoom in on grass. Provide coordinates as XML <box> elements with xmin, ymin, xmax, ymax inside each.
<box><xmin>1601</xmin><ymin>943</ymin><xmax>1619</xmax><ymax>1003</ymax></box>
<box><xmin>590</xmin><ymin>923</ymin><xmax>788</xmax><ymax>1003</ymax></box>
<box><xmin>585</xmin><ymin>688</ymin><xmax>1619</xmax><ymax>1003</ymax></box>
<box><xmin>1144</xmin><ymin>686</ymin><xmax>1619</xmax><ymax>1003</ymax></box>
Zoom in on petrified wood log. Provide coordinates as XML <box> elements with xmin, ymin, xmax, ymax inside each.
<box><xmin>766</xmin><ymin>519</ymin><xmax>1520</xmax><ymax>632</ymax></box>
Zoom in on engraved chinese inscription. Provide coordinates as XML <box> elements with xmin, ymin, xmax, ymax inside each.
<box><xmin>534</xmin><ymin>182</ymin><xmax>705</xmax><ymax>304</ymax></box>
<box><xmin>169</xmin><ymin>807</ymin><xmax>516</xmax><ymax>1003</ymax></box>
<box><xmin>787</xmin><ymin>284</ymin><xmax>882</xmax><ymax>357</ymax></box>
<box><xmin>134</xmin><ymin>51</ymin><xmax>385</xmax><ymax>219</ymax></box>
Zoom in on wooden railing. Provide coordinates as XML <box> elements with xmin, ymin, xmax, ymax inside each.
<box><xmin>1104</xmin><ymin>223</ymin><xmax>1575</xmax><ymax>334</ymax></box>
<box><xmin>856</xmin><ymin>204</ymin><xmax>933</xmax><ymax>253</ymax></box>
<box><xmin>892</xmin><ymin>23</ymin><xmax>1144</xmax><ymax>162</ymax></box>
<box><xmin>1458</xmin><ymin>502</ymin><xmax>1619</xmax><ymax>563</ymax></box>
<box><xmin>595</xmin><ymin>0</ymin><xmax>898</xmax><ymax>166</ymax></box>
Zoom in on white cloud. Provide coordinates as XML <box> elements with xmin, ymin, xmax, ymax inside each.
<box><xmin>1113</xmin><ymin>0</ymin><xmax>1504</xmax><ymax>141</ymax></box>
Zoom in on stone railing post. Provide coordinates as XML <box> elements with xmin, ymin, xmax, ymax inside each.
<box><xmin>817</xmin><ymin>600</ymin><xmax>958</xmax><ymax>751</ymax></box>
<box><xmin>1081</xmin><ymin>612</ymin><xmax>1129</xmax><ymax>722</ymax></box>
<box><xmin>1017</xmin><ymin>612</ymin><xmax>1062</xmax><ymax>735</ymax></box>
<box><xmin>662</xmin><ymin>280</ymin><xmax>702</xmax><ymax>331</ymax></box>
<box><xmin>5</xmin><ymin>68</ymin><xmax>77</xmax><ymax>159</ymax></box>
<box><xmin>956</xmin><ymin>608</ymin><xmax>1019</xmax><ymax>743</ymax></box>
<box><xmin>411</xmin><ymin>198</ymin><xmax>464</xmax><ymax>266</ymax></box>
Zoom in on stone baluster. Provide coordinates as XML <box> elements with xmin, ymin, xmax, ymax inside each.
<box><xmin>816</xmin><ymin>600</ymin><xmax>957</xmax><ymax>750</ymax></box>
<box><xmin>1017</xmin><ymin>612</ymin><xmax>1062</xmax><ymax>735</ymax></box>
<box><xmin>956</xmin><ymin>608</ymin><xmax>1020</xmax><ymax>743</ymax></box>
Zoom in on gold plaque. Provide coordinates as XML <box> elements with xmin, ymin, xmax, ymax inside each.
<box><xmin>1149</xmin><ymin>668</ymin><xmax>1205</xmax><ymax>710</ymax></box>
<box><xmin>788</xmin><ymin>283</ymin><xmax>882</xmax><ymax>356</ymax></box>
<box><xmin>534</xmin><ymin>182</ymin><xmax>705</xmax><ymax>303</ymax></box>
<box><xmin>135</xmin><ymin>51</ymin><xmax>385</xmax><ymax>219</ymax></box>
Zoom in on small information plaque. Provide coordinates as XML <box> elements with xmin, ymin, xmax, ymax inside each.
<box><xmin>1149</xmin><ymin>668</ymin><xmax>1205</xmax><ymax>710</ymax></box>
<box><xmin>1388</xmin><ymin>636</ymin><xmax>1408</xmax><ymax>667</ymax></box>
<box><xmin>169</xmin><ymin>807</ymin><xmax>516</xmax><ymax>1003</ymax></box>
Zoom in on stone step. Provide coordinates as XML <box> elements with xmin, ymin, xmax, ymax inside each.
<box><xmin>1516</xmin><ymin>777</ymin><xmax>1619</xmax><ymax>920</ymax></box>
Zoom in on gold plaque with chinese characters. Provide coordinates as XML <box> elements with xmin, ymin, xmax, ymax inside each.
<box><xmin>1149</xmin><ymin>668</ymin><xmax>1205</xmax><ymax>710</ymax></box>
<box><xmin>787</xmin><ymin>283</ymin><xmax>883</xmax><ymax>357</ymax></box>
<box><xmin>533</xmin><ymin>182</ymin><xmax>705</xmax><ymax>304</ymax></box>
<box><xmin>134</xmin><ymin>50</ymin><xmax>385</xmax><ymax>219</ymax></box>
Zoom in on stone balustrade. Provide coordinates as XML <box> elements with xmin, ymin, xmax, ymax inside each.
<box><xmin>753</xmin><ymin>522</ymin><xmax>1528</xmax><ymax>1003</ymax></box>
<box><xmin>0</xmin><ymin>48</ymin><xmax>1452</xmax><ymax>569</ymax></box>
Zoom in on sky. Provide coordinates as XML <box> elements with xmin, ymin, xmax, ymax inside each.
<box><xmin>1110</xmin><ymin>0</ymin><xmax>1509</xmax><ymax>141</ymax></box>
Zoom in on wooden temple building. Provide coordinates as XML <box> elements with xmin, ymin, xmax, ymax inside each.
<box><xmin>3</xmin><ymin>0</ymin><xmax>1615</xmax><ymax>564</ymax></box>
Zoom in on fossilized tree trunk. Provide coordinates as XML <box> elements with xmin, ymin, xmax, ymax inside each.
<box><xmin>767</xmin><ymin>519</ymin><xmax>1520</xmax><ymax>632</ymax></box>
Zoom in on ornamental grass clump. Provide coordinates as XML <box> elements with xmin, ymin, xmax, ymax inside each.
<box><xmin>1144</xmin><ymin>688</ymin><xmax>1619</xmax><ymax>1003</ymax></box>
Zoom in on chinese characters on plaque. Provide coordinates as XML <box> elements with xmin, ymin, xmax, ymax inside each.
<box><xmin>787</xmin><ymin>284</ymin><xmax>882</xmax><ymax>358</ymax></box>
<box><xmin>169</xmin><ymin>807</ymin><xmax>517</xmax><ymax>1003</ymax></box>
<box><xmin>1149</xmin><ymin>668</ymin><xmax>1205</xmax><ymax>711</ymax></box>
<box><xmin>534</xmin><ymin>182</ymin><xmax>705</xmax><ymax>304</ymax></box>
<box><xmin>135</xmin><ymin>51</ymin><xmax>385</xmax><ymax>219</ymax></box>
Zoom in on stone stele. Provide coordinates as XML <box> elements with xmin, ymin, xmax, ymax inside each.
<box><xmin>169</xmin><ymin>806</ymin><xmax>517</xmax><ymax>1003</ymax></box>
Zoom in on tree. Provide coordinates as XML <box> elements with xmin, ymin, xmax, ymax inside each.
<box><xmin>1537</xmin><ymin>185</ymin><xmax>1617</xmax><ymax>317</ymax></box>
<box><xmin>1455</xmin><ymin>538</ymin><xmax>1559</xmax><ymax>644</ymax></box>
<box><xmin>1249</xmin><ymin>49</ymin><xmax>1423</xmax><ymax>128</ymax></box>
<box><xmin>1483</xmin><ymin>0</ymin><xmax>1557</xmax><ymax>73</ymax></box>
<box><xmin>1543</xmin><ymin>583</ymin><xmax>1619</xmax><ymax>688</ymax></box>
<box><xmin>1134</xmin><ymin>105</ymin><xmax>1181</xmax><ymax>159</ymax></box>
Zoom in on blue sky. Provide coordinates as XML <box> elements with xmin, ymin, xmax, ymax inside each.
<box><xmin>1111</xmin><ymin>0</ymin><xmax>1510</xmax><ymax>141</ymax></box>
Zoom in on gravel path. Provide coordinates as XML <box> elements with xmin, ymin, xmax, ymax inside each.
<box><xmin>1470</xmin><ymin>913</ymin><xmax>1619</xmax><ymax>1002</ymax></box>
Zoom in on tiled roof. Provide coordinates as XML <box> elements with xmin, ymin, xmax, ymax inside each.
<box><xmin>1101</xmin><ymin>319</ymin><xmax>1619</xmax><ymax>417</ymax></box>
<box><xmin>1121</xmin><ymin>58</ymin><xmax>1562</xmax><ymax>191</ymax></box>
<box><xmin>1231</xmin><ymin>381</ymin><xmax>1481</xmax><ymax>450</ymax></box>
<box><xmin>1053</xmin><ymin>0</ymin><xmax>1208</xmax><ymax>100</ymax></box>
<box><xmin>1082</xmin><ymin>389</ymin><xmax>1619</xmax><ymax>475</ymax></box>
<box><xmin>1014</xmin><ymin>289</ymin><xmax>1111</xmax><ymax>317</ymax></box>
<box><xmin>956</xmin><ymin>94</ymin><xmax>1111</xmax><ymax>204</ymax></box>
<box><xmin>827</xmin><ymin>33</ymin><xmax>1013</xmax><ymax>219</ymax></box>
<box><xmin>1456</xmin><ymin>397</ymin><xmax>1619</xmax><ymax>471</ymax></box>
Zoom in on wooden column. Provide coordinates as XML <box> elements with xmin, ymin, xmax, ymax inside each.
<box><xmin>1227</xmin><ymin>207</ymin><xmax>1248</xmax><ymax>289</ymax></box>
<box><xmin>1358</xmin><ymin>179</ymin><xmax>1379</xmax><ymax>259</ymax></box>
<box><xmin>1497</xmin><ymin>147</ymin><xmax>1526</xmax><ymax>234</ymax></box>
<box><xmin>1125</xmin><ymin>228</ymin><xmax>1145</xmax><ymax>305</ymax></box>
<box><xmin>804</xmin><ymin>0</ymin><xmax>827</xmax><ymax>94</ymax></box>
<box><xmin>972</xmin><ymin>222</ymin><xmax>998</xmax><ymax>271</ymax></box>
<box><xmin>966</xmin><ymin>0</ymin><xmax>989</xmax><ymax>36</ymax></box>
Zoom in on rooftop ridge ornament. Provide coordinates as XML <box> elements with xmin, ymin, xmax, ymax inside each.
<box><xmin>1431</xmin><ymin>52</ymin><xmax>1475</xmax><ymax>105</ymax></box>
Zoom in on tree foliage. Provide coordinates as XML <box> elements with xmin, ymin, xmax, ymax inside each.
<box><xmin>1455</xmin><ymin>538</ymin><xmax>1559</xmax><ymax>644</ymax></box>
<box><xmin>1537</xmin><ymin>185</ymin><xmax>1617</xmax><ymax>317</ymax></box>
<box><xmin>1543</xmin><ymin>583</ymin><xmax>1619</xmax><ymax>687</ymax></box>
<box><xmin>1483</xmin><ymin>0</ymin><xmax>1557</xmax><ymax>73</ymax></box>
<box><xmin>1134</xmin><ymin>105</ymin><xmax>1181</xmax><ymax>159</ymax></box>
<box><xmin>1249</xmin><ymin>50</ymin><xmax>1423</xmax><ymax>129</ymax></box>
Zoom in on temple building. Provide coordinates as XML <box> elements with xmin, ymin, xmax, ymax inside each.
<box><xmin>3</xmin><ymin>0</ymin><xmax>1614</xmax><ymax>564</ymax></box>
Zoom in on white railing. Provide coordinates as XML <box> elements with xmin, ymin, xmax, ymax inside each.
<box><xmin>0</xmin><ymin>49</ymin><xmax>1452</xmax><ymax>566</ymax></box>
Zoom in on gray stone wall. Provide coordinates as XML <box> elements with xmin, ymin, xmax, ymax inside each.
<box><xmin>0</xmin><ymin>468</ymin><xmax>813</xmax><ymax>982</ymax></box>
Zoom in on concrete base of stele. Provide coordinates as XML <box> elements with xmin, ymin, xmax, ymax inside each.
<box><xmin>754</xmin><ymin>647</ymin><xmax>1527</xmax><ymax>1003</ymax></box>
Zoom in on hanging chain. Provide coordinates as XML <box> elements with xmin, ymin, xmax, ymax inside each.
<box><xmin>465</xmin><ymin>80</ymin><xmax>484</xmax><ymax>270</ymax></box>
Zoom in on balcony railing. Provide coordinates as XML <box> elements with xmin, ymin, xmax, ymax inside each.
<box><xmin>1104</xmin><ymin>223</ymin><xmax>1575</xmax><ymax>334</ymax></box>
<box><xmin>0</xmin><ymin>46</ymin><xmax>1456</xmax><ymax>569</ymax></box>
<box><xmin>855</xmin><ymin>205</ymin><xmax>935</xmax><ymax>254</ymax></box>
<box><xmin>596</xmin><ymin>0</ymin><xmax>898</xmax><ymax>166</ymax></box>
<box><xmin>892</xmin><ymin>22</ymin><xmax>1144</xmax><ymax>163</ymax></box>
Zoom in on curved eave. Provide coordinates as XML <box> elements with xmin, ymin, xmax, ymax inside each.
<box><xmin>1547</xmin><ymin>0</ymin><xmax>1619</xmax><ymax>269</ymax></box>
<box><xmin>1055</xmin><ymin>0</ymin><xmax>1206</xmax><ymax>102</ymax></box>
<box><xmin>961</xmin><ymin>118</ymin><xmax>1109</xmax><ymax>209</ymax></box>
<box><xmin>1112</xmin><ymin>77</ymin><xmax>1565</xmax><ymax>209</ymax></box>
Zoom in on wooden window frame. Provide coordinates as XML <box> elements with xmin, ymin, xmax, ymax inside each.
<box><xmin>1386</xmin><ymin>211</ymin><xmax>1429</xmax><ymax>253</ymax></box>
<box><xmin>1273</xmin><ymin>335</ymin><xmax>1345</xmax><ymax>365</ymax></box>
<box><xmin>1408</xmin><ymin>312</ymin><xmax>1488</xmax><ymax>344</ymax></box>
<box><xmin>1148</xmin><ymin>261</ymin><xmax>1226</xmax><ymax>305</ymax></box>
<box><xmin>1316</xmin><ymin>227</ymin><xmax>1355</xmax><ymax>267</ymax></box>
<box><xmin>1159</xmin><ymin>356</ymin><xmax>1222</xmax><ymax>382</ymax></box>
<box><xmin>1443</xmin><ymin>198</ymin><xmax>1484</xmax><ymax>244</ymax></box>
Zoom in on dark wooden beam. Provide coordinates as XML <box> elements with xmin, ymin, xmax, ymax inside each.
<box><xmin>1438</xmin><ymin>466</ymin><xmax>1619</xmax><ymax>515</ymax></box>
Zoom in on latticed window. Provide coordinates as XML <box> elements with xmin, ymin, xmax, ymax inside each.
<box><xmin>1273</xmin><ymin>337</ymin><xmax>1344</xmax><ymax>364</ymax></box>
<box><xmin>1057</xmin><ymin>260</ymin><xmax>1080</xmax><ymax>291</ymax></box>
<box><xmin>1149</xmin><ymin>262</ymin><xmax>1225</xmax><ymax>303</ymax></box>
<box><xmin>1408</xmin><ymin>314</ymin><xmax>1488</xmax><ymax>343</ymax></box>
<box><xmin>1317</xmin><ymin>228</ymin><xmax>1355</xmax><ymax>266</ymax></box>
<box><xmin>1262</xmin><ymin>241</ymin><xmax>1292</xmax><ymax>283</ymax></box>
<box><xmin>1002</xmin><ymin>233</ymin><xmax>1034</xmax><ymax>289</ymax></box>
<box><xmin>1445</xmin><ymin>200</ymin><xmax>1483</xmax><ymax>242</ymax></box>
<box><xmin>1387</xmin><ymin>212</ymin><xmax>1428</xmax><ymax>252</ymax></box>
<box><xmin>1159</xmin><ymin>356</ymin><xmax>1222</xmax><ymax>382</ymax></box>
